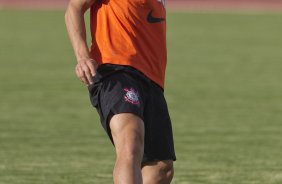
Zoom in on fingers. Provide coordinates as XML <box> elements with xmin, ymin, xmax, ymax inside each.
<box><xmin>86</xmin><ymin>60</ymin><xmax>96</xmax><ymax>76</ymax></box>
<box><xmin>82</xmin><ymin>64</ymin><xmax>94</xmax><ymax>84</ymax></box>
<box><xmin>76</xmin><ymin>65</ymin><xmax>89</xmax><ymax>85</ymax></box>
<box><xmin>75</xmin><ymin>59</ymin><xmax>97</xmax><ymax>86</ymax></box>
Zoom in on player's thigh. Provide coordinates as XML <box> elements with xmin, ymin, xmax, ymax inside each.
<box><xmin>109</xmin><ymin>113</ymin><xmax>145</xmax><ymax>156</ymax></box>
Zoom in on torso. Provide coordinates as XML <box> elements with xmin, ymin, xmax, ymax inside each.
<box><xmin>90</xmin><ymin>0</ymin><xmax>167</xmax><ymax>88</ymax></box>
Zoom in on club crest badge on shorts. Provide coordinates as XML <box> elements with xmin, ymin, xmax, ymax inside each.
<box><xmin>124</xmin><ymin>88</ymin><xmax>140</xmax><ymax>105</ymax></box>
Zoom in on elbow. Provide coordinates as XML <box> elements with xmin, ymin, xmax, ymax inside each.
<box><xmin>64</xmin><ymin>4</ymin><xmax>76</xmax><ymax>25</ymax></box>
<box><xmin>64</xmin><ymin>11</ymin><xmax>68</xmax><ymax>23</ymax></box>
<box><xmin>65</xmin><ymin>4</ymin><xmax>73</xmax><ymax>23</ymax></box>
<box><xmin>64</xmin><ymin>3</ymin><xmax>75</xmax><ymax>23</ymax></box>
<box><xmin>65</xmin><ymin>2</ymin><xmax>87</xmax><ymax>18</ymax></box>
<box><xmin>64</xmin><ymin>4</ymin><xmax>85</xmax><ymax>23</ymax></box>
<box><xmin>64</xmin><ymin>6</ymin><xmax>70</xmax><ymax>24</ymax></box>
<box><xmin>65</xmin><ymin>11</ymin><xmax>69</xmax><ymax>24</ymax></box>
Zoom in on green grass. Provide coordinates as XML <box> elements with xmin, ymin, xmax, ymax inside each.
<box><xmin>1</xmin><ymin>10</ymin><xmax>282</xmax><ymax>184</ymax></box>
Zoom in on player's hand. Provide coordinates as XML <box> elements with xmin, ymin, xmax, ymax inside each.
<box><xmin>75</xmin><ymin>58</ymin><xmax>98</xmax><ymax>86</ymax></box>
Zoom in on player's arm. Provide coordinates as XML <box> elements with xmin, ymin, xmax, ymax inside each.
<box><xmin>65</xmin><ymin>0</ymin><xmax>97</xmax><ymax>86</ymax></box>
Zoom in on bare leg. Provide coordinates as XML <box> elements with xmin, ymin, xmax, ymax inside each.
<box><xmin>109</xmin><ymin>113</ymin><xmax>144</xmax><ymax>184</ymax></box>
<box><xmin>142</xmin><ymin>160</ymin><xmax>174</xmax><ymax>184</ymax></box>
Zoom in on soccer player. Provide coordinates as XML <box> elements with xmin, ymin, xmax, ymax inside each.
<box><xmin>65</xmin><ymin>0</ymin><xmax>176</xmax><ymax>183</ymax></box>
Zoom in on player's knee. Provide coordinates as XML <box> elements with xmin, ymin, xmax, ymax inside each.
<box><xmin>159</xmin><ymin>161</ymin><xmax>174</xmax><ymax>182</ymax></box>
<box><xmin>144</xmin><ymin>161</ymin><xmax>174</xmax><ymax>183</ymax></box>
<box><xmin>166</xmin><ymin>166</ymin><xmax>174</xmax><ymax>181</ymax></box>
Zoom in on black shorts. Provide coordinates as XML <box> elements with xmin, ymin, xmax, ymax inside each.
<box><xmin>88</xmin><ymin>64</ymin><xmax>176</xmax><ymax>163</ymax></box>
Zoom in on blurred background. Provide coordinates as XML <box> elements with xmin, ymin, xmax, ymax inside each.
<box><xmin>1</xmin><ymin>0</ymin><xmax>282</xmax><ymax>184</ymax></box>
<box><xmin>1</xmin><ymin>0</ymin><xmax>282</xmax><ymax>11</ymax></box>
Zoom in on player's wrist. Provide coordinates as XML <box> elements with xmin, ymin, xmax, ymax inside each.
<box><xmin>77</xmin><ymin>57</ymin><xmax>94</xmax><ymax>63</ymax></box>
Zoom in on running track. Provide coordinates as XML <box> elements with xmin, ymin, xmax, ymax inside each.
<box><xmin>1</xmin><ymin>0</ymin><xmax>282</xmax><ymax>11</ymax></box>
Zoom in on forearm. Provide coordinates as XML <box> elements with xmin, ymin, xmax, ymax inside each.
<box><xmin>65</xmin><ymin>2</ymin><xmax>90</xmax><ymax>62</ymax></box>
<box><xmin>65</xmin><ymin>0</ymin><xmax>97</xmax><ymax>85</ymax></box>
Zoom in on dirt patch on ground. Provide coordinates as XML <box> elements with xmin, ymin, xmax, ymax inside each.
<box><xmin>1</xmin><ymin>0</ymin><xmax>282</xmax><ymax>11</ymax></box>
<box><xmin>0</xmin><ymin>0</ymin><xmax>68</xmax><ymax>10</ymax></box>
<box><xmin>168</xmin><ymin>0</ymin><xmax>282</xmax><ymax>12</ymax></box>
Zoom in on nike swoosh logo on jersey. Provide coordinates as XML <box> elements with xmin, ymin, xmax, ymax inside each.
<box><xmin>147</xmin><ymin>10</ymin><xmax>165</xmax><ymax>23</ymax></box>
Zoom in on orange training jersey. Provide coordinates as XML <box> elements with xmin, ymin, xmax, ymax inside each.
<box><xmin>90</xmin><ymin>0</ymin><xmax>167</xmax><ymax>88</ymax></box>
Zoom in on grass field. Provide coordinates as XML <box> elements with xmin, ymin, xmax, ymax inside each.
<box><xmin>1</xmin><ymin>10</ymin><xmax>282</xmax><ymax>184</ymax></box>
